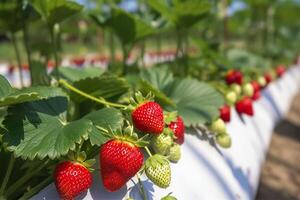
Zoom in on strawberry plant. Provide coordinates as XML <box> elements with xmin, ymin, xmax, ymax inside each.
<box><xmin>0</xmin><ymin>0</ymin><xmax>298</xmax><ymax>199</ymax></box>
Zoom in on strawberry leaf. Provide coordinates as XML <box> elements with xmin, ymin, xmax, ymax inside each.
<box><xmin>51</xmin><ymin>67</ymin><xmax>104</xmax><ymax>82</ymax></box>
<box><xmin>84</xmin><ymin>108</ymin><xmax>124</xmax><ymax>146</ymax></box>
<box><xmin>165</xmin><ymin>78</ymin><xmax>224</xmax><ymax>126</ymax></box>
<box><xmin>139</xmin><ymin>68</ymin><xmax>224</xmax><ymax>126</ymax></box>
<box><xmin>29</xmin><ymin>0</ymin><xmax>83</xmax><ymax>26</ymax></box>
<box><xmin>2</xmin><ymin>97</ymin><xmax>92</xmax><ymax>160</ymax></box>
<box><xmin>69</xmin><ymin>75</ymin><xmax>129</xmax><ymax>103</ymax></box>
<box><xmin>0</xmin><ymin>75</ymin><xmax>67</xmax><ymax>107</ymax></box>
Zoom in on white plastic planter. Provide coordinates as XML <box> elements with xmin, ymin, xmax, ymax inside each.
<box><xmin>31</xmin><ymin>66</ymin><xmax>300</xmax><ymax>200</ymax></box>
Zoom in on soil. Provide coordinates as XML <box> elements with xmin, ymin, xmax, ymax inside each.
<box><xmin>256</xmin><ymin>92</ymin><xmax>300</xmax><ymax>200</ymax></box>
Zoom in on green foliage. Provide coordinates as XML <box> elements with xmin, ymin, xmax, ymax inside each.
<box><xmin>0</xmin><ymin>75</ymin><xmax>66</xmax><ymax>107</ymax></box>
<box><xmin>139</xmin><ymin>67</ymin><xmax>224</xmax><ymax>126</ymax></box>
<box><xmin>3</xmin><ymin>100</ymin><xmax>123</xmax><ymax>159</ymax></box>
<box><xmin>147</xmin><ymin>0</ymin><xmax>211</xmax><ymax>29</ymax></box>
<box><xmin>91</xmin><ymin>7</ymin><xmax>156</xmax><ymax>46</ymax></box>
<box><xmin>29</xmin><ymin>0</ymin><xmax>83</xmax><ymax>26</ymax></box>
<box><xmin>52</xmin><ymin>67</ymin><xmax>104</xmax><ymax>82</ymax></box>
<box><xmin>84</xmin><ymin>108</ymin><xmax>123</xmax><ymax>146</ymax></box>
<box><xmin>70</xmin><ymin>75</ymin><xmax>130</xmax><ymax>103</ymax></box>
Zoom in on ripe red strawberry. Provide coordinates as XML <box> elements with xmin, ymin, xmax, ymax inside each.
<box><xmin>276</xmin><ymin>65</ymin><xmax>285</xmax><ymax>77</ymax></box>
<box><xmin>225</xmin><ymin>70</ymin><xmax>243</xmax><ymax>85</ymax></box>
<box><xmin>252</xmin><ymin>90</ymin><xmax>261</xmax><ymax>101</ymax></box>
<box><xmin>251</xmin><ymin>81</ymin><xmax>260</xmax><ymax>92</ymax></box>
<box><xmin>168</xmin><ymin>116</ymin><xmax>185</xmax><ymax>144</ymax></box>
<box><xmin>235</xmin><ymin>97</ymin><xmax>254</xmax><ymax>116</ymax></box>
<box><xmin>132</xmin><ymin>101</ymin><xmax>164</xmax><ymax>134</ymax></box>
<box><xmin>225</xmin><ymin>70</ymin><xmax>236</xmax><ymax>85</ymax></box>
<box><xmin>100</xmin><ymin>139</ymin><xmax>143</xmax><ymax>191</ymax></box>
<box><xmin>219</xmin><ymin>104</ymin><xmax>231</xmax><ymax>123</ymax></box>
<box><xmin>54</xmin><ymin>161</ymin><xmax>92</xmax><ymax>200</ymax></box>
<box><xmin>234</xmin><ymin>70</ymin><xmax>243</xmax><ymax>85</ymax></box>
<box><xmin>264</xmin><ymin>72</ymin><xmax>273</xmax><ymax>85</ymax></box>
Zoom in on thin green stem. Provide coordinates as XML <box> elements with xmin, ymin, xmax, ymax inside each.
<box><xmin>22</xmin><ymin>21</ymin><xmax>33</xmax><ymax>84</ymax></box>
<box><xmin>122</xmin><ymin>44</ymin><xmax>129</xmax><ymax>75</ymax></box>
<box><xmin>6</xmin><ymin>161</ymin><xmax>48</xmax><ymax>197</ymax></box>
<box><xmin>140</xmin><ymin>41</ymin><xmax>146</xmax><ymax>68</ymax></box>
<box><xmin>0</xmin><ymin>154</ymin><xmax>15</xmax><ymax>196</ymax></box>
<box><xmin>175</xmin><ymin>30</ymin><xmax>182</xmax><ymax>60</ymax></box>
<box><xmin>137</xmin><ymin>173</ymin><xmax>148</xmax><ymax>200</ymax></box>
<box><xmin>18</xmin><ymin>176</ymin><xmax>52</xmax><ymax>200</ymax></box>
<box><xmin>11</xmin><ymin>32</ymin><xmax>24</xmax><ymax>87</ymax></box>
<box><xmin>109</xmin><ymin>30</ymin><xmax>115</xmax><ymax>66</ymax></box>
<box><xmin>144</xmin><ymin>147</ymin><xmax>152</xmax><ymax>157</ymax></box>
<box><xmin>49</xmin><ymin>24</ymin><xmax>59</xmax><ymax>80</ymax></box>
<box><xmin>59</xmin><ymin>79</ymin><xmax>126</xmax><ymax>108</ymax></box>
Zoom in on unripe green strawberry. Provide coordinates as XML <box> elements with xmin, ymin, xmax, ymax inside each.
<box><xmin>152</xmin><ymin>133</ymin><xmax>173</xmax><ymax>155</ymax></box>
<box><xmin>145</xmin><ymin>154</ymin><xmax>171</xmax><ymax>188</ymax></box>
<box><xmin>168</xmin><ymin>143</ymin><xmax>181</xmax><ymax>163</ymax></box>
<box><xmin>257</xmin><ymin>76</ymin><xmax>266</xmax><ymax>87</ymax></box>
<box><xmin>225</xmin><ymin>91</ymin><xmax>237</xmax><ymax>105</ymax></box>
<box><xmin>216</xmin><ymin>133</ymin><xmax>231</xmax><ymax>148</ymax></box>
<box><xmin>230</xmin><ymin>83</ymin><xmax>241</xmax><ymax>96</ymax></box>
<box><xmin>161</xmin><ymin>194</ymin><xmax>177</xmax><ymax>200</ymax></box>
<box><xmin>242</xmin><ymin>83</ymin><xmax>254</xmax><ymax>97</ymax></box>
<box><xmin>209</xmin><ymin>118</ymin><xmax>226</xmax><ymax>135</ymax></box>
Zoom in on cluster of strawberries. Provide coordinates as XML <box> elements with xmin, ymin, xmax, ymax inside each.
<box><xmin>53</xmin><ymin>94</ymin><xmax>185</xmax><ymax>200</ymax></box>
<box><xmin>219</xmin><ymin>65</ymin><xmax>286</xmax><ymax>123</ymax></box>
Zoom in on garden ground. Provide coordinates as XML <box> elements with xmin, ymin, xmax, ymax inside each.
<box><xmin>256</xmin><ymin>91</ymin><xmax>300</xmax><ymax>200</ymax></box>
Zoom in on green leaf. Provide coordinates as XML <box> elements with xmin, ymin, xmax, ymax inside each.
<box><xmin>70</xmin><ymin>75</ymin><xmax>129</xmax><ymax>103</ymax></box>
<box><xmin>140</xmin><ymin>66</ymin><xmax>174</xmax><ymax>90</ymax></box>
<box><xmin>31</xmin><ymin>60</ymin><xmax>51</xmax><ymax>86</ymax></box>
<box><xmin>0</xmin><ymin>75</ymin><xmax>67</xmax><ymax>107</ymax></box>
<box><xmin>138</xmin><ymin>68</ymin><xmax>224</xmax><ymax>126</ymax></box>
<box><xmin>0</xmin><ymin>75</ymin><xmax>12</xmax><ymax>97</ymax></box>
<box><xmin>3</xmin><ymin>97</ymin><xmax>93</xmax><ymax>159</ymax></box>
<box><xmin>84</xmin><ymin>108</ymin><xmax>124</xmax><ymax>146</ymax></box>
<box><xmin>105</xmin><ymin>8</ymin><xmax>155</xmax><ymax>45</ymax></box>
<box><xmin>52</xmin><ymin>67</ymin><xmax>104</xmax><ymax>82</ymax></box>
<box><xmin>0</xmin><ymin>2</ymin><xmax>40</xmax><ymax>33</ymax></box>
<box><xmin>30</xmin><ymin>0</ymin><xmax>83</xmax><ymax>26</ymax></box>
<box><xmin>139</xmin><ymin>80</ymin><xmax>176</xmax><ymax>108</ymax></box>
<box><xmin>166</xmin><ymin>78</ymin><xmax>224</xmax><ymax>126</ymax></box>
<box><xmin>147</xmin><ymin>0</ymin><xmax>211</xmax><ymax>29</ymax></box>
<box><xmin>173</xmin><ymin>0</ymin><xmax>211</xmax><ymax>28</ymax></box>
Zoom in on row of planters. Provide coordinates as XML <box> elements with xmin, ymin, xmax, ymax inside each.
<box><xmin>0</xmin><ymin>0</ymin><xmax>298</xmax><ymax>200</ymax></box>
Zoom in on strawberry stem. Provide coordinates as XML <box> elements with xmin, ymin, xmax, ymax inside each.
<box><xmin>0</xmin><ymin>154</ymin><xmax>15</xmax><ymax>197</ymax></box>
<box><xmin>18</xmin><ymin>176</ymin><xmax>52</xmax><ymax>200</ymax></box>
<box><xmin>137</xmin><ymin>173</ymin><xmax>148</xmax><ymax>200</ymax></box>
<box><xmin>144</xmin><ymin>147</ymin><xmax>153</xmax><ymax>157</ymax></box>
<box><xmin>59</xmin><ymin>79</ymin><xmax>127</xmax><ymax>108</ymax></box>
<box><xmin>6</xmin><ymin>160</ymin><xmax>49</xmax><ymax>197</ymax></box>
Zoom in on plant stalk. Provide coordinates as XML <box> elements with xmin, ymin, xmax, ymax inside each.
<box><xmin>59</xmin><ymin>79</ymin><xmax>126</xmax><ymax>108</ymax></box>
<box><xmin>6</xmin><ymin>161</ymin><xmax>48</xmax><ymax>197</ymax></box>
<box><xmin>11</xmin><ymin>32</ymin><xmax>24</xmax><ymax>87</ymax></box>
<box><xmin>49</xmin><ymin>24</ymin><xmax>59</xmax><ymax>80</ymax></box>
<box><xmin>0</xmin><ymin>154</ymin><xmax>15</xmax><ymax>197</ymax></box>
<box><xmin>137</xmin><ymin>173</ymin><xmax>148</xmax><ymax>200</ymax></box>
<box><xmin>122</xmin><ymin>44</ymin><xmax>129</xmax><ymax>75</ymax></box>
<box><xmin>18</xmin><ymin>176</ymin><xmax>52</xmax><ymax>200</ymax></box>
<box><xmin>22</xmin><ymin>21</ymin><xmax>34</xmax><ymax>84</ymax></box>
<box><xmin>144</xmin><ymin>147</ymin><xmax>152</xmax><ymax>157</ymax></box>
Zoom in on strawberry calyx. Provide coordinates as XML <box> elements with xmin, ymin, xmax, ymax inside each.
<box><xmin>67</xmin><ymin>151</ymin><xmax>96</xmax><ymax>171</ymax></box>
<box><xmin>126</xmin><ymin>91</ymin><xmax>154</xmax><ymax>112</ymax></box>
<box><xmin>143</xmin><ymin>154</ymin><xmax>169</xmax><ymax>172</ymax></box>
<box><xmin>96</xmin><ymin>123</ymin><xmax>149</xmax><ymax>148</ymax></box>
<box><xmin>164</xmin><ymin>111</ymin><xmax>178</xmax><ymax>125</ymax></box>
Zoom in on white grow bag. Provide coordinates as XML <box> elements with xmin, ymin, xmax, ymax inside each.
<box><xmin>31</xmin><ymin>66</ymin><xmax>300</xmax><ymax>200</ymax></box>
